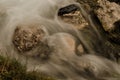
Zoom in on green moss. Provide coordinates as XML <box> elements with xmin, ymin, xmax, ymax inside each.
<box><xmin>0</xmin><ymin>55</ymin><xmax>55</xmax><ymax>80</ymax></box>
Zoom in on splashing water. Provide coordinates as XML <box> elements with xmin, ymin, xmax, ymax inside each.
<box><xmin>0</xmin><ymin>0</ymin><xmax>120</xmax><ymax>80</ymax></box>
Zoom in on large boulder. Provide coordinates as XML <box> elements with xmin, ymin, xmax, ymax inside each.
<box><xmin>13</xmin><ymin>24</ymin><xmax>49</xmax><ymax>52</ymax></box>
<box><xmin>58</xmin><ymin>4</ymin><xmax>88</xmax><ymax>29</ymax></box>
<box><xmin>12</xmin><ymin>24</ymin><xmax>54</xmax><ymax>59</ymax></box>
<box><xmin>95</xmin><ymin>0</ymin><xmax>120</xmax><ymax>32</ymax></box>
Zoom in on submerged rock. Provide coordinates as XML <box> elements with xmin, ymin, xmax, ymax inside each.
<box><xmin>58</xmin><ymin>4</ymin><xmax>88</xmax><ymax>29</ymax></box>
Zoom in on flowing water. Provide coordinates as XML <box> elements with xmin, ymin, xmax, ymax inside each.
<box><xmin>0</xmin><ymin>0</ymin><xmax>120</xmax><ymax>80</ymax></box>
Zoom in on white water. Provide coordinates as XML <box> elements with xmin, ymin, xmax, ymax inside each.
<box><xmin>0</xmin><ymin>0</ymin><xmax>120</xmax><ymax>80</ymax></box>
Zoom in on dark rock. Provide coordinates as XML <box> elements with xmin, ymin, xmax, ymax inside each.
<box><xmin>108</xmin><ymin>0</ymin><xmax>120</xmax><ymax>4</ymax></box>
<box><xmin>58</xmin><ymin>4</ymin><xmax>79</xmax><ymax>16</ymax></box>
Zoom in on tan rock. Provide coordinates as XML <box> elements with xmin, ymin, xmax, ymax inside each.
<box><xmin>95</xmin><ymin>0</ymin><xmax>120</xmax><ymax>32</ymax></box>
<box><xmin>60</xmin><ymin>11</ymin><xmax>88</xmax><ymax>29</ymax></box>
<box><xmin>13</xmin><ymin>24</ymin><xmax>48</xmax><ymax>52</ymax></box>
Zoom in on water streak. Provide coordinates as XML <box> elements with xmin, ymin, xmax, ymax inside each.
<box><xmin>0</xmin><ymin>0</ymin><xmax>120</xmax><ymax>80</ymax></box>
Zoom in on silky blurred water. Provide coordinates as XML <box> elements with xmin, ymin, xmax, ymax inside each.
<box><xmin>0</xmin><ymin>0</ymin><xmax>120</xmax><ymax>80</ymax></box>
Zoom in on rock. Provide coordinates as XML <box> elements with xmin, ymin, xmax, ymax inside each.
<box><xmin>95</xmin><ymin>0</ymin><xmax>120</xmax><ymax>32</ymax></box>
<box><xmin>45</xmin><ymin>33</ymin><xmax>85</xmax><ymax>56</ymax></box>
<box><xmin>77</xmin><ymin>44</ymin><xmax>84</xmax><ymax>55</ymax></box>
<box><xmin>107</xmin><ymin>20</ymin><xmax>120</xmax><ymax>45</ymax></box>
<box><xmin>58</xmin><ymin>4</ymin><xmax>79</xmax><ymax>16</ymax></box>
<box><xmin>46</xmin><ymin>33</ymin><xmax>76</xmax><ymax>54</ymax></box>
<box><xmin>108</xmin><ymin>0</ymin><xmax>120</xmax><ymax>4</ymax></box>
<box><xmin>13</xmin><ymin>24</ymin><xmax>48</xmax><ymax>52</ymax></box>
<box><xmin>60</xmin><ymin>11</ymin><xmax>88</xmax><ymax>29</ymax></box>
<box><xmin>77</xmin><ymin>0</ymin><xmax>98</xmax><ymax>9</ymax></box>
<box><xmin>12</xmin><ymin>24</ymin><xmax>53</xmax><ymax>60</ymax></box>
<box><xmin>58</xmin><ymin>2</ymin><xmax>89</xmax><ymax>29</ymax></box>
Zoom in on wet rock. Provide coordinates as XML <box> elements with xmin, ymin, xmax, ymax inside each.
<box><xmin>46</xmin><ymin>33</ymin><xmax>76</xmax><ymax>54</ymax></box>
<box><xmin>58</xmin><ymin>4</ymin><xmax>79</xmax><ymax>16</ymax></box>
<box><xmin>45</xmin><ymin>33</ymin><xmax>85</xmax><ymax>57</ymax></box>
<box><xmin>77</xmin><ymin>55</ymin><xmax>120</xmax><ymax>78</ymax></box>
<box><xmin>77</xmin><ymin>44</ymin><xmax>84</xmax><ymax>55</ymax></box>
<box><xmin>12</xmin><ymin>24</ymin><xmax>53</xmax><ymax>60</ymax></box>
<box><xmin>95</xmin><ymin>0</ymin><xmax>120</xmax><ymax>32</ymax></box>
<box><xmin>25</xmin><ymin>40</ymin><xmax>53</xmax><ymax>60</ymax></box>
<box><xmin>13</xmin><ymin>24</ymin><xmax>48</xmax><ymax>53</ymax></box>
<box><xmin>60</xmin><ymin>11</ymin><xmax>88</xmax><ymax>29</ymax></box>
<box><xmin>58</xmin><ymin>3</ymin><xmax>88</xmax><ymax>29</ymax></box>
<box><xmin>77</xmin><ymin>0</ymin><xmax>98</xmax><ymax>10</ymax></box>
<box><xmin>108</xmin><ymin>0</ymin><xmax>120</xmax><ymax>4</ymax></box>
